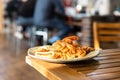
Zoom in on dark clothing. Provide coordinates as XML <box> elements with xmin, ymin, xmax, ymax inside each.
<box><xmin>5</xmin><ymin>0</ymin><xmax>22</xmax><ymax>19</ymax></box>
<box><xmin>33</xmin><ymin>0</ymin><xmax>72</xmax><ymax>43</ymax></box>
<box><xmin>33</xmin><ymin>0</ymin><xmax>65</xmax><ymax>27</ymax></box>
<box><xmin>18</xmin><ymin>0</ymin><xmax>36</xmax><ymax>17</ymax></box>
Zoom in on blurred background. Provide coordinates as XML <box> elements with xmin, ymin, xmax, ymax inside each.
<box><xmin>0</xmin><ymin>0</ymin><xmax>120</xmax><ymax>80</ymax></box>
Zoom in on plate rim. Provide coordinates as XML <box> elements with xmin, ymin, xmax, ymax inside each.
<box><xmin>27</xmin><ymin>46</ymin><xmax>101</xmax><ymax>63</ymax></box>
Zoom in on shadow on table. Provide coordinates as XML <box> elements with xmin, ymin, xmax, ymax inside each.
<box><xmin>66</xmin><ymin>59</ymin><xmax>100</xmax><ymax>74</ymax></box>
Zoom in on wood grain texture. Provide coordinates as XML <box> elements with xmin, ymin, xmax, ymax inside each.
<box><xmin>0</xmin><ymin>34</ymin><xmax>47</xmax><ymax>80</ymax></box>
<box><xmin>26</xmin><ymin>56</ymin><xmax>91</xmax><ymax>80</ymax></box>
<box><xmin>69</xmin><ymin>49</ymin><xmax>120</xmax><ymax>80</ymax></box>
<box><xmin>93</xmin><ymin>21</ymin><xmax>120</xmax><ymax>49</ymax></box>
<box><xmin>26</xmin><ymin>49</ymin><xmax>120</xmax><ymax>80</ymax></box>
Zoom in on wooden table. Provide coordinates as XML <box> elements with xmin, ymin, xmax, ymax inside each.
<box><xmin>26</xmin><ymin>49</ymin><xmax>120</xmax><ymax>80</ymax></box>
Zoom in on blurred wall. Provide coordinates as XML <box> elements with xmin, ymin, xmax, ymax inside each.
<box><xmin>0</xmin><ymin>0</ymin><xmax>4</xmax><ymax>33</ymax></box>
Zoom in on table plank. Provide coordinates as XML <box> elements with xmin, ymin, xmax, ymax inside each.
<box><xmin>98</xmin><ymin>52</ymin><xmax>120</xmax><ymax>57</ymax></box>
<box><xmin>94</xmin><ymin>55</ymin><xmax>120</xmax><ymax>60</ymax></box>
<box><xmin>100</xmin><ymin>49</ymin><xmax>120</xmax><ymax>53</ymax></box>
<box><xmin>89</xmin><ymin>71</ymin><xmax>120</xmax><ymax>80</ymax></box>
<box><xmin>74</xmin><ymin>62</ymin><xmax>120</xmax><ymax>71</ymax></box>
<box><xmin>112</xmin><ymin>78</ymin><xmax>120</xmax><ymax>80</ymax></box>
<box><xmin>82</xmin><ymin>66</ymin><xmax>120</xmax><ymax>75</ymax></box>
<box><xmin>82</xmin><ymin>49</ymin><xmax>120</xmax><ymax>80</ymax></box>
<box><xmin>26</xmin><ymin>56</ymin><xmax>91</xmax><ymax>80</ymax></box>
<box><xmin>67</xmin><ymin>58</ymin><xmax>120</xmax><ymax>71</ymax></box>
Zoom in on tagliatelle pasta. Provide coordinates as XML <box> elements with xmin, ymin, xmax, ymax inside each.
<box><xmin>32</xmin><ymin>36</ymin><xmax>95</xmax><ymax>60</ymax></box>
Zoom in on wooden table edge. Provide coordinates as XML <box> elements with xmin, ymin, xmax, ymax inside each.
<box><xmin>25</xmin><ymin>56</ymin><xmax>91</xmax><ymax>80</ymax></box>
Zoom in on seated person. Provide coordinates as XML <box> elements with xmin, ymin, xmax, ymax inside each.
<box><xmin>16</xmin><ymin>0</ymin><xmax>36</xmax><ymax>37</ymax></box>
<box><xmin>16</xmin><ymin>0</ymin><xmax>72</xmax><ymax>44</ymax></box>
<box><xmin>34</xmin><ymin>0</ymin><xmax>72</xmax><ymax>44</ymax></box>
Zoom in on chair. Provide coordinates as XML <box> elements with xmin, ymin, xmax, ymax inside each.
<box><xmin>28</xmin><ymin>26</ymin><xmax>48</xmax><ymax>47</ymax></box>
<box><xmin>12</xmin><ymin>15</ymin><xmax>49</xmax><ymax>54</ymax></box>
<box><xmin>93</xmin><ymin>21</ymin><xmax>120</xmax><ymax>49</ymax></box>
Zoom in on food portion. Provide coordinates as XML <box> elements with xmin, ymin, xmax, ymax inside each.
<box><xmin>31</xmin><ymin>36</ymin><xmax>95</xmax><ymax>60</ymax></box>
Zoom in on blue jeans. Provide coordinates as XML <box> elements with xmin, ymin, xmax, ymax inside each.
<box><xmin>34</xmin><ymin>17</ymin><xmax>72</xmax><ymax>39</ymax></box>
<box><xmin>50</xmin><ymin>18</ymin><xmax>72</xmax><ymax>38</ymax></box>
<box><xmin>16</xmin><ymin>16</ymin><xmax>33</xmax><ymax>26</ymax></box>
<box><xmin>16</xmin><ymin>16</ymin><xmax>71</xmax><ymax>43</ymax></box>
<box><xmin>16</xmin><ymin>16</ymin><xmax>34</xmax><ymax>35</ymax></box>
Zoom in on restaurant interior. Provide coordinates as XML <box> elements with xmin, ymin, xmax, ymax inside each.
<box><xmin>0</xmin><ymin>0</ymin><xmax>120</xmax><ymax>80</ymax></box>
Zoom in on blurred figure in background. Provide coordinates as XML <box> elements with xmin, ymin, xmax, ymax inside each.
<box><xmin>16</xmin><ymin>0</ymin><xmax>36</xmax><ymax>37</ymax></box>
<box><xmin>16</xmin><ymin>0</ymin><xmax>71</xmax><ymax>44</ymax></box>
<box><xmin>34</xmin><ymin>0</ymin><xmax>72</xmax><ymax>44</ymax></box>
<box><xmin>5</xmin><ymin>0</ymin><xmax>22</xmax><ymax>21</ymax></box>
<box><xmin>4</xmin><ymin>0</ymin><xmax>22</xmax><ymax>39</ymax></box>
<box><xmin>17</xmin><ymin>0</ymin><xmax>36</xmax><ymax>25</ymax></box>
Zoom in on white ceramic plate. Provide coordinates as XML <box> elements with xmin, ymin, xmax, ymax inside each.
<box><xmin>28</xmin><ymin>46</ymin><xmax>100</xmax><ymax>63</ymax></box>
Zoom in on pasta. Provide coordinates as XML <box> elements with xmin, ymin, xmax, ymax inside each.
<box><xmin>32</xmin><ymin>36</ymin><xmax>95</xmax><ymax>60</ymax></box>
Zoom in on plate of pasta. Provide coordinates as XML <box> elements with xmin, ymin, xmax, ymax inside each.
<box><xmin>27</xmin><ymin>36</ymin><xmax>100</xmax><ymax>63</ymax></box>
